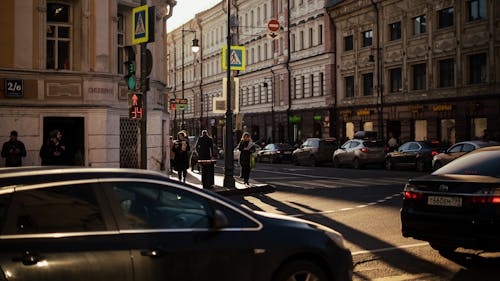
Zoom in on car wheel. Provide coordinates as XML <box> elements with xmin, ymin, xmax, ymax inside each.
<box><xmin>385</xmin><ymin>158</ymin><xmax>393</xmax><ymax>170</ymax></box>
<box><xmin>269</xmin><ymin>156</ymin><xmax>275</xmax><ymax>164</ymax></box>
<box><xmin>333</xmin><ymin>157</ymin><xmax>340</xmax><ymax>168</ymax></box>
<box><xmin>292</xmin><ymin>155</ymin><xmax>299</xmax><ymax>166</ymax></box>
<box><xmin>273</xmin><ymin>260</ymin><xmax>327</xmax><ymax>281</ymax></box>
<box><xmin>416</xmin><ymin>159</ymin><xmax>426</xmax><ymax>172</ymax></box>
<box><xmin>310</xmin><ymin>156</ymin><xmax>318</xmax><ymax>167</ymax></box>
<box><xmin>352</xmin><ymin>158</ymin><xmax>362</xmax><ymax>169</ymax></box>
<box><xmin>433</xmin><ymin>161</ymin><xmax>442</xmax><ymax>171</ymax></box>
<box><xmin>430</xmin><ymin>242</ymin><xmax>456</xmax><ymax>254</ymax></box>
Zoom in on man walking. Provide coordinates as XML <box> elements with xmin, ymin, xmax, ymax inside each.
<box><xmin>196</xmin><ymin>130</ymin><xmax>215</xmax><ymax>189</ymax></box>
<box><xmin>1</xmin><ymin>130</ymin><xmax>27</xmax><ymax>167</ymax></box>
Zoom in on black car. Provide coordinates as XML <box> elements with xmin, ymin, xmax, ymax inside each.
<box><xmin>257</xmin><ymin>143</ymin><xmax>295</xmax><ymax>163</ymax></box>
<box><xmin>401</xmin><ymin>146</ymin><xmax>500</xmax><ymax>254</ymax></box>
<box><xmin>292</xmin><ymin>138</ymin><xmax>338</xmax><ymax>166</ymax></box>
<box><xmin>0</xmin><ymin>167</ymin><xmax>352</xmax><ymax>281</ymax></box>
<box><xmin>385</xmin><ymin>141</ymin><xmax>447</xmax><ymax>172</ymax></box>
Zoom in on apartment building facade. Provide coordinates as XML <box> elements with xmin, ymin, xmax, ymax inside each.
<box><xmin>328</xmin><ymin>0</ymin><xmax>500</xmax><ymax>143</ymax></box>
<box><xmin>167</xmin><ymin>0</ymin><xmax>336</xmax><ymax>146</ymax></box>
<box><xmin>0</xmin><ymin>0</ymin><xmax>172</xmax><ymax>169</ymax></box>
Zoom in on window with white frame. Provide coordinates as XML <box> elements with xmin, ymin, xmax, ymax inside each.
<box><xmin>468</xmin><ymin>0</ymin><xmax>486</xmax><ymax>21</ymax></box>
<box><xmin>46</xmin><ymin>2</ymin><xmax>72</xmax><ymax>70</ymax></box>
<box><xmin>413</xmin><ymin>15</ymin><xmax>426</xmax><ymax>35</ymax></box>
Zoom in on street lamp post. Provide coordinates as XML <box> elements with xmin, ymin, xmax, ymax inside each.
<box><xmin>181</xmin><ymin>28</ymin><xmax>200</xmax><ymax>132</ymax></box>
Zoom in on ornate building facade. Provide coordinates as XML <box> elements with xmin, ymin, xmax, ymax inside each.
<box><xmin>328</xmin><ymin>0</ymin><xmax>500</xmax><ymax>143</ymax></box>
<box><xmin>0</xmin><ymin>0</ymin><xmax>172</xmax><ymax>169</ymax></box>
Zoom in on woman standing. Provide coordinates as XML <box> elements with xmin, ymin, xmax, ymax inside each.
<box><xmin>238</xmin><ymin>132</ymin><xmax>255</xmax><ymax>185</ymax></box>
<box><xmin>173</xmin><ymin>131</ymin><xmax>190</xmax><ymax>182</ymax></box>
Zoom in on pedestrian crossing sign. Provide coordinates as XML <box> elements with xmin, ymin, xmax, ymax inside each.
<box><xmin>132</xmin><ymin>5</ymin><xmax>148</xmax><ymax>44</ymax></box>
<box><xmin>222</xmin><ymin>45</ymin><xmax>245</xmax><ymax>71</ymax></box>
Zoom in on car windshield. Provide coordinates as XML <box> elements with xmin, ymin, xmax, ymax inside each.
<box><xmin>433</xmin><ymin>149</ymin><xmax>500</xmax><ymax>177</ymax></box>
<box><xmin>276</xmin><ymin>143</ymin><xmax>293</xmax><ymax>149</ymax></box>
<box><xmin>320</xmin><ymin>140</ymin><xmax>337</xmax><ymax>146</ymax></box>
<box><xmin>363</xmin><ymin>140</ymin><xmax>385</xmax><ymax>147</ymax></box>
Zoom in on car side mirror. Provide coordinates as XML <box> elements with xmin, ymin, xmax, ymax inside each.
<box><xmin>212</xmin><ymin>209</ymin><xmax>229</xmax><ymax>229</ymax></box>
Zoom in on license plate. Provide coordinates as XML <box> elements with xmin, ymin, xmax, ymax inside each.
<box><xmin>427</xmin><ymin>196</ymin><xmax>462</xmax><ymax>207</ymax></box>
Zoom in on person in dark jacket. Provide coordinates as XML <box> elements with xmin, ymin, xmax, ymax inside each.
<box><xmin>237</xmin><ymin>132</ymin><xmax>255</xmax><ymax>185</ymax></box>
<box><xmin>196</xmin><ymin>130</ymin><xmax>214</xmax><ymax>160</ymax></box>
<box><xmin>1</xmin><ymin>130</ymin><xmax>26</xmax><ymax>167</ymax></box>
<box><xmin>39</xmin><ymin>129</ymin><xmax>67</xmax><ymax>166</ymax></box>
<box><xmin>173</xmin><ymin>131</ymin><xmax>190</xmax><ymax>182</ymax></box>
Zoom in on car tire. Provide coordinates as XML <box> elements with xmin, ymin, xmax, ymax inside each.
<box><xmin>273</xmin><ymin>260</ymin><xmax>327</xmax><ymax>281</ymax></box>
<box><xmin>430</xmin><ymin>242</ymin><xmax>456</xmax><ymax>253</ymax></box>
<box><xmin>333</xmin><ymin>157</ymin><xmax>340</xmax><ymax>168</ymax></box>
<box><xmin>292</xmin><ymin>155</ymin><xmax>299</xmax><ymax>166</ymax></box>
<box><xmin>385</xmin><ymin>158</ymin><xmax>393</xmax><ymax>170</ymax></box>
<box><xmin>352</xmin><ymin>158</ymin><xmax>362</xmax><ymax>169</ymax></box>
<box><xmin>416</xmin><ymin>159</ymin><xmax>426</xmax><ymax>172</ymax></box>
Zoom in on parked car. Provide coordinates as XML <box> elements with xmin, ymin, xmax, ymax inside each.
<box><xmin>333</xmin><ymin>139</ymin><xmax>386</xmax><ymax>169</ymax></box>
<box><xmin>401</xmin><ymin>146</ymin><xmax>500</xmax><ymax>254</ymax></box>
<box><xmin>257</xmin><ymin>143</ymin><xmax>295</xmax><ymax>163</ymax></box>
<box><xmin>432</xmin><ymin>140</ymin><xmax>500</xmax><ymax>170</ymax></box>
<box><xmin>0</xmin><ymin>166</ymin><xmax>353</xmax><ymax>281</ymax></box>
<box><xmin>292</xmin><ymin>138</ymin><xmax>338</xmax><ymax>166</ymax></box>
<box><xmin>385</xmin><ymin>141</ymin><xmax>448</xmax><ymax>172</ymax></box>
<box><xmin>233</xmin><ymin>143</ymin><xmax>261</xmax><ymax>162</ymax></box>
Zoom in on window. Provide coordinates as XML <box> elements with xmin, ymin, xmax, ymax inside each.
<box><xmin>389</xmin><ymin>68</ymin><xmax>402</xmax><ymax>92</ymax></box>
<box><xmin>346</xmin><ymin>122</ymin><xmax>355</xmax><ymax>139</ymax></box>
<box><xmin>309</xmin><ymin>28</ymin><xmax>313</xmax><ymax>47</ymax></box>
<box><xmin>254</xmin><ymin>85</ymin><xmax>260</xmax><ymax>104</ymax></box>
<box><xmin>46</xmin><ymin>3</ymin><xmax>72</xmax><ymax>69</ymax></box>
<box><xmin>413</xmin><ymin>15</ymin><xmax>426</xmax><ymax>35</ymax></box>
<box><xmin>7</xmin><ymin>184</ymin><xmax>105</xmax><ymax>234</ymax></box>
<box><xmin>319</xmin><ymin>73</ymin><xmax>324</xmax><ymax>96</ymax></box>
<box><xmin>301</xmin><ymin>76</ymin><xmax>305</xmax><ymax>98</ymax></box>
<box><xmin>389</xmin><ymin>22</ymin><xmax>401</xmax><ymax>41</ymax></box>
<box><xmin>471</xmin><ymin>118</ymin><xmax>487</xmax><ymax>139</ymax></box>
<box><xmin>414</xmin><ymin>120</ymin><xmax>427</xmax><ymax>141</ymax></box>
<box><xmin>362</xmin><ymin>73</ymin><xmax>373</xmax><ymax>96</ymax></box>
<box><xmin>362</xmin><ymin>30</ymin><xmax>372</xmax><ymax>47</ymax></box>
<box><xmin>344</xmin><ymin>35</ymin><xmax>353</xmax><ymax>51</ymax></box>
<box><xmin>412</xmin><ymin>63</ymin><xmax>426</xmax><ymax>90</ymax></box>
<box><xmin>299</xmin><ymin>31</ymin><xmax>304</xmax><ymax>50</ymax></box>
<box><xmin>345</xmin><ymin>76</ymin><xmax>354</xmax><ymax>97</ymax></box>
<box><xmin>468</xmin><ymin>0</ymin><xmax>486</xmax><ymax>21</ymax></box>
<box><xmin>309</xmin><ymin>74</ymin><xmax>314</xmax><ymax>97</ymax></box>
<box><xmin>438</xmin><ymin>7</ymin><xmax>454</xmax><ymax>28</ymax></box>
<box><xmin>318</xmin><ymin>25</ymin><xmax>323</xmax><ymax>45</ymax></box>
<box><xmin>291</xmin><ymin>34</ymin><xmax>296</xmax><ymax>52</ymax></box>
<box><xmin>363</xmin><ymin>122</ymin><xmax>373</xmax><ymax>131</ymax></box>
<box><xmin>440</xmin><ymin>119</ymin><xmax>455</xmax><ymax>144</ymax></box>
<box><xmin>439</xmin><ymin>59</ymin><xmax>454</xmax><ymax>87</ymax></box>
<box><xmin>469</xmin><ymin>53</ymin><xmax>487</xmax><ymax>84</ymax></box>
<box><xmin>117</xmin><ymin>14</ymin><xmax>125</xmax><ymax>74</ymax></box>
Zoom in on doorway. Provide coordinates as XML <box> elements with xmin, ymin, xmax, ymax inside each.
<box><xmin>43</xmin><ymin>117</ymin><xmax>85</xmax><ymax>165</ymax></box>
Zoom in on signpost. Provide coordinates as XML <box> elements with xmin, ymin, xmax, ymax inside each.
<box><xmin>222</xmin><ymin>45</ymin><xmax>245</xmax><ymax>71</ymax></box>
<box><xmin>267</xmin><ymin>19</ymin><xmax>280</xmax><ymax>40</ymax></box>
<box><xmin>132</xmin><ymin>5</ymin><xmax>149</xmax><ymax>44</ymax></box>
<box><xmin>4</xmin><ymin>79</ymin><xmax>24</xmax><ymax>98</ymax></box>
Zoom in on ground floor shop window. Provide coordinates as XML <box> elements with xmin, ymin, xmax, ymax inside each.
<box><xmin>414</xmin><ymin>120</ymin><xmax>427</xmax><ymax>141</ymax></box>
<box><xmin>440</xmin><ymin>119</ymin><xmax>455</xmax><ymax>144</ymax></box>
<box><xmin>346</xmin><ymin>122</ymin><xmax>354</xmax><ymax>140</ymax></box>
<box><xmin>471</xmin><ymin>118</ymin><xmax>487</xmax><ymax>139</ymax></box>
<box><xmin>363</xmin><ymin>122</ymin><xmax>373</xmax><ymax>132</ymax></box>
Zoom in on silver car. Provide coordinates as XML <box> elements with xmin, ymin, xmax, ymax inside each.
<box><xmin>333</xmin><ymin>139</ymin><xmax>387</xmax><ymax>169</ymax></box>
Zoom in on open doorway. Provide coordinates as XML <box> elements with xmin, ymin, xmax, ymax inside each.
<box><xmin>43</xmin><ymin>117</ymin><xmax>85</xmax><ymax>166</ymax></box>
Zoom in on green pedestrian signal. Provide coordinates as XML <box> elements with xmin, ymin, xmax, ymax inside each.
<box><xmin>124</xmin><ymin>46</ymin><xmax>136</xmax><ymax>90</ymax></box>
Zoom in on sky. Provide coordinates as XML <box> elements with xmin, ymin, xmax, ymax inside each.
<box><xmin>167</xmin><ymin>0</ymin><xmax>221</xmax><ymax>32</ymax></box>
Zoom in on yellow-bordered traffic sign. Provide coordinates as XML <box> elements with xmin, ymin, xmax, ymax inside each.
<box><xmin>222</xmin><ymin>45</ymin><xmax>245</xmax><ymax>71</ymax></box>
<box><xmin>132</xmin><ymin>5</ymin><xmax>148</xmax><ymax>44</ymax></box>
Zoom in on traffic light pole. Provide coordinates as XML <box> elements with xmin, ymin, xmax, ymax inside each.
<box><xmin>223</xmin><ymin>0</ymin><xmax>235</xmax><ymax>188</ymax></box>
<box><xmin>140</xmin><ymin>0</ymin><xmax>147</xmax><ymax>169</ymax></box>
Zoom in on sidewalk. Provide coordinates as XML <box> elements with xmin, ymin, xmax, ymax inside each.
<box><xmin>168</xmin><ymin>168</ymin><xmax>275</xmax><ymax>196</ymax></box>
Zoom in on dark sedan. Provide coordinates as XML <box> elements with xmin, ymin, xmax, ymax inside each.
<box><xmin>257</xmin><ymin>143</ymin><xmax>295</xmax><ymax>163</ymax></box>
<box><xmin>385</xmin><ymin>141</ymin><xmax>447</xmax><ymax>172</ymax></box>
<box><xmin>432</xmin><ymin>140</ymin><xmax>500</xmax><ymax>170</ymax></box>
<box><xmin>292</xmin><ymin>138</ymin><xmax>338</xmax><ymax>166</ymax></box>
<box><xmin>401</xmin><ymin>146</ymin><xmax>500</xmax><ymax>254</ymax></box>
<box><xmin>0</xmin><ymin>167</ymin><xmax>352</xmax><ymax>281</ymax></box>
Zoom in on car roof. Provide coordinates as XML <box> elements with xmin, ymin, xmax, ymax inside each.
<box><xmin>0</xmin><ymin>166</ymin><xmax>170</xmax><ymax>189</ymax></box>
<box><xmin>455</xmin><ymin>140</ymin><xmax>500</xmax><ymax>146</ymax></box>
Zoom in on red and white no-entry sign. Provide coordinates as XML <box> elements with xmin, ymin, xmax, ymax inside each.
<box><xmin>268</xmin><ymin>19</ymin><xmax>280</xmax><ymax>32</ymax></box>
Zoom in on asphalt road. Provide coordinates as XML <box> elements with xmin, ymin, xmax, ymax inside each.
<box><xmin>221</xmin><ymin>161</ymin><xmax>500</xmax><ymax>281</ymax></box>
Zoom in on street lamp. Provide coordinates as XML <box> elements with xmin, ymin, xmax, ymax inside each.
<box><xmin>181</xmin><ymin>28</ymin><xmax>200</xmax><ymax>131</ymax></box>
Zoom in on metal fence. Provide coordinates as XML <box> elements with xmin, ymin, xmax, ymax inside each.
<box><xmin>120</xmin><ymin>118</ymin><xmax>139</xmax><ymax>168</ymax></box>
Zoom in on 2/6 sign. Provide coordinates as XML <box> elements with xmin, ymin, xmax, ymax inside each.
<box><xmin>5</xmin><ymin>79</ymin><xmax>24</xmax><ymax>97</ymax></box>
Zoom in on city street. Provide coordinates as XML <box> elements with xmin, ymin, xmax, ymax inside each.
<box><xmin>218</xmin><ymin>161</ymin><xmax>500</xmax><ymax>281</ymax></box>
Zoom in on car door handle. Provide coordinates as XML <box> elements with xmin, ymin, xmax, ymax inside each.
<box><xmin>12</xmin><ymin>251</ymin><xmax>43</xmax><ymax>266</ymax></box>
<box><xmin>140</xmin><ymin>249</ymin><xmax>167</xmax><ymax>257</ymax></box>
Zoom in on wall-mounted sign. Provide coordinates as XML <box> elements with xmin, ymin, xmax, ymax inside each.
<box><xmin>289</xmin><ymin>115</ymin><xmax>301</xmax><ymax>123</ymax></box>
<box><xmin>313</xmin><ymin>115</ymin><xmax>322</xmax><ymax>121</ymax></box>
<box><xmin>410</xmin><ymin>105</ymin><xmax>424</xmax><ymax>112</ymax></box>
<box><xmin>4</xmin><ymin>79</ymin><xmax>24</xmax><ymax>97</ymax></box>
<box><xmin>169</xmin><ymin>98</ymin><xmax>188</xmax><ymax>110</ymax></box>
<box><xmin>339</xmin><ymin>110</ymin><xmax>352</xmax><ymax>117</ymax></box>
<box><xmin>432</xmin><ymin>104</ymin><xmax>453</xmax><ymax>112</ymax></box>
<box><xmin>356</xmin><ymin>110</ymin><xmax>371</xmax><ymax>116</ymax></box>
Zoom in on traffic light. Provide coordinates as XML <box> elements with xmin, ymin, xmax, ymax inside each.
<box><xmin>124</xmin><ymin>46</ymin><xmax>136</xmax><ymax>90</ymax></box>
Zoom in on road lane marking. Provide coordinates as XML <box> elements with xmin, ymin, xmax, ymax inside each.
<box><xmin>351</xmin><ymin>242</ymin><xmax>429</xmax><ymax>256</ymax></box>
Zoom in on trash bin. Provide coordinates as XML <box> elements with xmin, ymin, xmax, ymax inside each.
<box><xmin>198</xmin><ymin>159</ymin><xmax>216</xmax><ymax>189</ymax></box>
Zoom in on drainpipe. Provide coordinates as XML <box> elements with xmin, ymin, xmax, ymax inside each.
<box><xmin>371</xmin><ymin>0</ymin><xmax>384</xmax><ymax>139</ymax></box>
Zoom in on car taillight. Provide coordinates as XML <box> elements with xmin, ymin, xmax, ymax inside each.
<box><xmin>403</xmin><ymin>191</ymin><xmax>424</xmax><ymax>200</ymax></box>
<box><xmin>360</xmin><ymin>147</ymin><xmax>369</xmax><ymax>153</ymax></box>
<box><xmin>276</xmin><ymin>150</ymin><xmax>281</xmax><ymax>154</ymax></box>
<box><xmin>469</xmin><ymin>196</ymin><xmax>500</xmax><ymax>204</ymax></box>
<box><xmin>385</xmin><ymin>147</ymin><xmax>390</xmax><ymax>152</ymax></box>
<box><xmin>431</xmin><ymin>151</ymin><xmax>440</xmax><ymax>156</ymax></box>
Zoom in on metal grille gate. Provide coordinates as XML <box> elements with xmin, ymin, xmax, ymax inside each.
<box><xmin>120</xmin><ymin>118</ymin><xmax>140</xmax><ymax>168</ymax></box>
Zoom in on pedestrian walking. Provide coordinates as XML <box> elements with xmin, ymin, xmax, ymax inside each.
<box><xmin>388</xmin><ymin>133</ymin><xmax>399</xmax><ymax>152</ymax></box>
<box><xmin>196</xmin><ymin>130</ymin><xmax>215</xmax><ymax>189</ymax></box>
<box><xmin>1</xmin><ymin>130</ymin><xmax>27</xmax><ymax>167</ymax></box>
<box><xmin>173</xmin><ymin>130</ymin><xmax>190</xmax><ymax>182</ymax></box>
<box><xmin>169</xmin><ymin>136</ymin><xmax>175</xmax><ymax>172</ymax></box>
<box><xmin>39</xmin><ymin>129</ymin><xmax>67</xmax><ymax>165</ymax></box>
<box><xmin>238</xmin><ymin>132</ymin><xmax>255</xmax><ymax>185</ymax></box>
